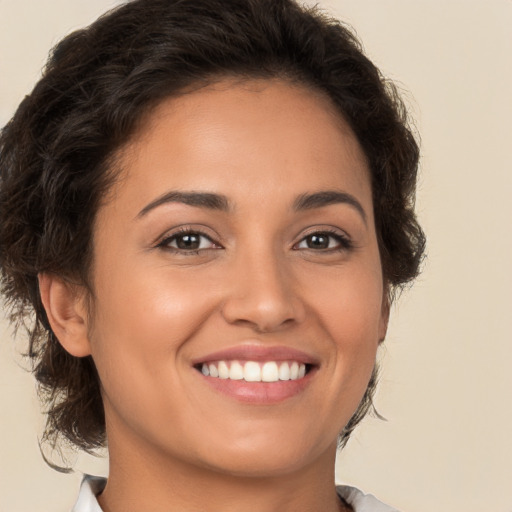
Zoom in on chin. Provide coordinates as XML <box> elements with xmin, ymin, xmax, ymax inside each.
<box><xmin>187</xmin><ymin>429</ymin><xmax>337</xmax><ymax>479</ymax></box>
<box><xmin>198</xmin><ymin>450</ymin><xmax>321</xmax><ymax>479</ymax></box>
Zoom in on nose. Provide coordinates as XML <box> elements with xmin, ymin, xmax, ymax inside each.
<box><xmin>221</xmin><ymin>251</ymin><xmax>306</xmax><ymax>333</ymax></box>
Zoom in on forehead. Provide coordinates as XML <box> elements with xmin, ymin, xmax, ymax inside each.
<box><xmin>109</xmin><ymin>78</ymin><xmax>372</xmax><ymax>214</ymax></box>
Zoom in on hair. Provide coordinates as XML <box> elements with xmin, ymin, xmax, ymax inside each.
<box><xmin>0</xmin><ymin>0</ymin><xmax>425</xmax><ymax>459</ymax></box>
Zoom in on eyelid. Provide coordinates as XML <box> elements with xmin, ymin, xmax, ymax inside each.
<box><xmin>293</xmin><ymin>226</ymin><xmax>353</xmax><ymax>251</ymax></box>
<box><xmin>154</xmin><ymin>225</ymin><xmax>223</xmax><ymax>251</ymax></box>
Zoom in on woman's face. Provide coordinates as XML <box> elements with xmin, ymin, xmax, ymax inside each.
<box><xmin>85</xmin><ymin>79</ymin><xmax>387</xmax><ymax>476</ymax></box>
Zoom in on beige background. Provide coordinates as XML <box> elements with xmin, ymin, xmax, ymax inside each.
<box><xmin>1</xmin><ymin>1</ymin><xmax>511</xmax><ymax>511</ymax></box>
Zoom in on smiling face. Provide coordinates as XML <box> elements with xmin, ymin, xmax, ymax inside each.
<box><xmin>79</xmin><ymin>79</ymin><xmax>387</xmax><ymax>478</ymax></box>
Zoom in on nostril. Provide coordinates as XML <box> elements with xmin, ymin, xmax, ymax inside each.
<box><xmin>220</xmin><ymin>273</ymin><xmax>306</xmax><ymax>332</ymax></box>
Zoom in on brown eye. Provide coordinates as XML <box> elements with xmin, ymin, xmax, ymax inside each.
<box><xmin>160</xmin><ymin>231</ymin><xmax>219</xmax><ymax>252</ymax></box>
<box><xmin>175</xmin><ymin>233</ymin><xmax>201</xmax><ymax>250</ymax></box>
<box><xmin>305</xmin><ymin>234</ymin><xmax>330</xmax><ymax>249</ymax></box>
<box><xmin>295</xmin><ymin>231</ymin><xmax>352</xmax><ymax>251</ymax></box>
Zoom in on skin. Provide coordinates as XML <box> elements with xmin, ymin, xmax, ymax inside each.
<box><xmin>40</xmin><ymin>79</ymin><xmax>388</xmax><ymax>512</ymax></box>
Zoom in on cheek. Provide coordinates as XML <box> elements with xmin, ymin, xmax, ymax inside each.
<box><xmin>304</xmin><ymin>261</ymin><xmax>383</xmax><ymax>400</ymax></box>
<box><xmin>85</xmin><ymin>271</ymin><xmax>220</xmax><ymax>444</ymax></box>
<box><xmin>308</xmin><ymin>260</ymin><xmax>384</xmax><ymax>341</ymax></box>
<box><xmin>86</xmin><ymin>265</ymin><xmax>219</xmax><ymax>395</ymax></box>
<box><xmin>93</xmin><ymin>260</ymin><xmax>218</xmax><ymax>340</ymax></box>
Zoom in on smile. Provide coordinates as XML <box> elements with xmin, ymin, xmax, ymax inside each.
<box><xmin>192</xmin><ymin>345</ymin><xmax>318</xmax><ymax>403</ymax></box>
<box><xmin>200</xmin><ymin>360</ymin><xmax>308</xmax><ymax>382</ymax></box>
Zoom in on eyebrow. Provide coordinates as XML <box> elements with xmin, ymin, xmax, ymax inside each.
<box><xmin>137</xmin><ymin>191</ymin><xmax>230</xmax><ymax>218</ymax></box>
<box><xmin>136</xmin><ymin>188</ymin><xmax>367</xmax><ymax>223</ymax></box>
<box><xmin>293</xmin><ymin>190</ymin><xmax>367</xmax><ymax>224</ymax></box>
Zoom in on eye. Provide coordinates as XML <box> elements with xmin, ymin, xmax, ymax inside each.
<box><xmin>294</xmin><ymin>231</ymin><xmax>352</xmax><ymax>251</ymax></box>
<box><xmin>158</xmin><ymin>229</ymin><xmax>220</xmax><ymax>252</ymax></box>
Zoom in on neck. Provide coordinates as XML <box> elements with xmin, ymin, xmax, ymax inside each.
<box><xmin>98</xmin><ymin>420</ymin><xmax>346</xmax><ymax>512</ymax></box>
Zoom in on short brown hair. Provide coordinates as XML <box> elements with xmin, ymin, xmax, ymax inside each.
<box><xmin>0</xmin><ymin>0</ymin><xmax>425</xmax><ymax>457</ymax></box>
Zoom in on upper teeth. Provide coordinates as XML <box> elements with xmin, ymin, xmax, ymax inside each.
<box><xmin>201</xmin><ymin>361</ymin><xmax>307</xmax><ymax>382</ymax></box>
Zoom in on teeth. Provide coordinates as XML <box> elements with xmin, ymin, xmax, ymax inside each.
<box><xmin>200</xmin><ymin>361</ymin><xmax>307</xmax><ymax>382</ymax></box>
<box><xmin>278</xmin><ymin>362</ymin><xmax>290</xmax><ymax>380</ymax></box>
<box><xmin>218</xmin><ymin>361</ymin><xmax>229</xmax><ymax>379</ymax></box>
<box><xmin>261</xmin><ymin>361</ymin><xmax>279</xmax><ymax>382</ymax></box>
<box><xmin>229</xmin><ymin>361</ymin><xmax>244</xmax><ymax>380</ymax></box>
<box><xmin>208</xmin><ymin>363</ymin><xmax>219</xmax><ymax>378</ymax></box>
<box><xmin>290</xmin><ymin>362</ymin><xmax>299</xmax><ymax>380</ymax></box>
<box><xmin>244</xmin><ymin>361</ymin><xmax>261</xmax><ymax>382</ymax></box>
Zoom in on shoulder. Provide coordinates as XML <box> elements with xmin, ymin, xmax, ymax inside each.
<box><xmin>71</xmin><ymin>475</ymin><xmax>106</xmax><ymax>512</ymax></box>
<box><xmin>336</xmin><ymin>485</ymin><xmax>401</xmax><ymax>512</ymax></box>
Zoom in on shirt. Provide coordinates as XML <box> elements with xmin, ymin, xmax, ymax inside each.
<box><xmin>71</xmin><ymin>474</ymin><xmax>400</xmax><ymax>512</ymax></box>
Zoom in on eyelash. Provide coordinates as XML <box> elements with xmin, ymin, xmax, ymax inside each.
<box><xmin>156</xmin><ymin>227</ymin><xmax>220</xmax><ymax>254</ymax></box>
<box><xmin>292</xmin><ymin>229</ymin><xmax>353</xmax><ymax>252</ymax></box>
<box><xmin>156</xmin><ymin>227</ymin><xmax>353</xmax><ymax>255</ymax></box>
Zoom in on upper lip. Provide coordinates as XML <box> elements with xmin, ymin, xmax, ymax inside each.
<box><xmin>191</xmin><ymin>343</ymin><xmax>320</xmax><ymax>366</ymax></box>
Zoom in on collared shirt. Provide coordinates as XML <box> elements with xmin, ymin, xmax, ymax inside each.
<box><xmin>71</xmin><ymin>474</ymin><xmax>399</xmax><ymax>512</ymax></box>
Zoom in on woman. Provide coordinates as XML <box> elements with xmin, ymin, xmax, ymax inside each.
<box><xmin>0</xmin><ymin>0</ymin><xmax>424</xmax><ymax>510</ymax></box>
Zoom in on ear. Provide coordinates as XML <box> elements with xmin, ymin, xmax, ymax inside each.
<box><xmin>378</xmin><ymin>291</ymin><xmax>391</xmax><ymax>344</ymax></box>
<box><xmin>38</xmin><ymin>273</ymin><xmax>92</xmax><ymax>357</ymax></box>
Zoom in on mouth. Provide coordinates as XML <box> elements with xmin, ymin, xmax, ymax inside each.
<box><xmin>191</xmin><ymin>345</ymin><xmax>319</xmax><ymax>403</ymax></box>
<box><xmin>195</xmin><ymin>360</ymin><xmax>313</xmax><ymax>382</ymax></box>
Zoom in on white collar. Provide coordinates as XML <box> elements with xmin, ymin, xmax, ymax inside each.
<box><xmin>71</xmin><ymin>475</ymin><xmax>399</xmax><ymax>512</ymax></box>
<box><xmin>71</xmin><ymin>475</ymin><xmax>105</xmax><ymax>512</ymax></box>
<box><xmin>336</xmin><ymin>485</ymin><xmax>400</xmax><ymax>512</ymax></box>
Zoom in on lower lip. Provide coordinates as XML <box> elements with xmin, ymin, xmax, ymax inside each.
<box><xmin>197</xmin><ymin>369</ymin><xmax>316</xmax><ymax>404</ymax></box>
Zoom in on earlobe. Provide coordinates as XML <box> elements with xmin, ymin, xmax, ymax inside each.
<box><xmin>38</xmin><ymin>273</ymin><xmax>92</xmax><ymax>357</ymax></box>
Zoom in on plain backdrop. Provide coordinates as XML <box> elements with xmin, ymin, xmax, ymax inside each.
<box><xmin>1</xmin><ymin>1</ymin><xmax>511</xmax><ymax>511</ymax></box>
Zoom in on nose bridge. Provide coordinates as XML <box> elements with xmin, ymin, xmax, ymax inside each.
<box><xmin>221</xmin><ymin>241</ymin><xmax>304</xmax><ymax>331</ymax></box>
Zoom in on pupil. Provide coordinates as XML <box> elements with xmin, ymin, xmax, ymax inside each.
<box><xmin>308</xmin><ymin>234</ymin><xmax>328</xmax><ymax>249</ymax></box>
<box><xmin>177</xmin><ymin>234</ymin><xmax>199</xmax><ymax>249</ymax></box>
